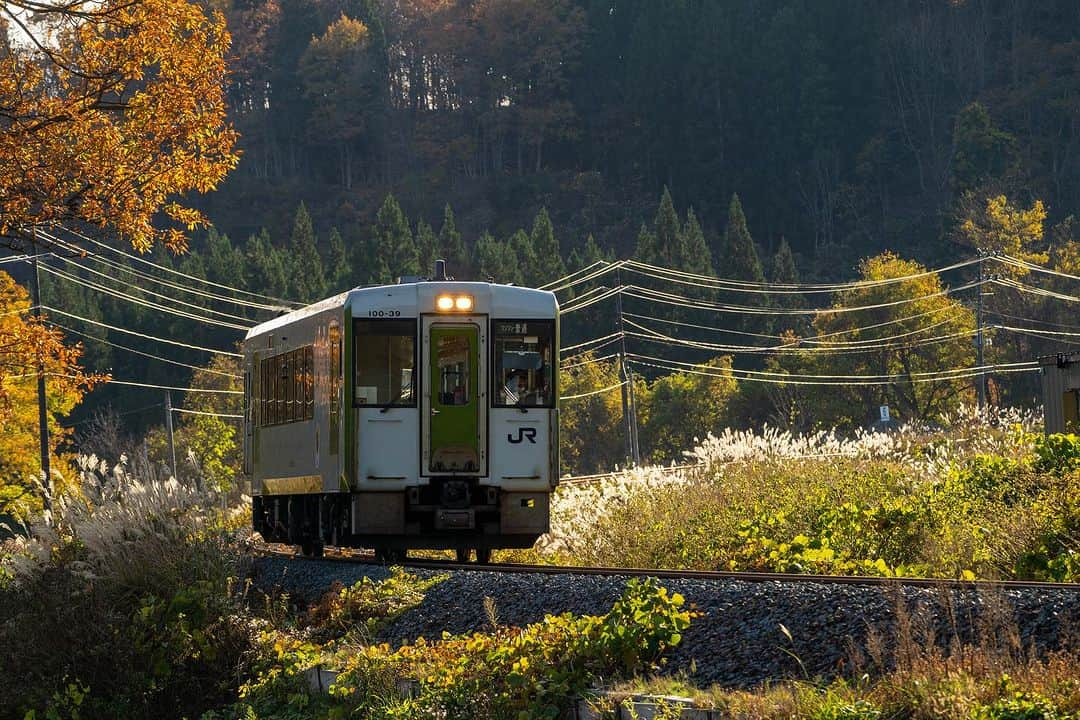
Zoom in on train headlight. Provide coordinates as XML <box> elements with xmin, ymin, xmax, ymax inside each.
<box><xmin>435</xmin><ymin>294</ymin><xmax>474</xmax><ymax>312</ymax></box>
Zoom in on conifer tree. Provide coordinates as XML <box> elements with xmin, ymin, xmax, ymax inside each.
<box><xmin>720</xmin><ymin>193</ymin><xmax>765</xmax><ymax>283</ymax></box>
<box><xmin>287</xmin><ymin>201</ymin><xmax>326</xmax><ymax>302</ymax></box>
<box><xmin>679</xmin><ymin>207</ymin><xmax>714</xmax><ymax>276</ymax></box>
<box><xmin>634</xmin><ymin>223</ymin><xmax>657</xmax><ymax>264</ymax></box>
<box><xmin>475</xmin><ymin>231</ymin><xmax>519</xmax><ymax>284</ymax></box>
<box><xmin>245</xmin><ymin>229</ymin><xmax>289</xmax><ymax>300</ymax></box>
<box><xmin>770</xmin><ymin>237</ymin><xmax>803</xmax><ymax>330</ymax></box>
<box><xmin>721</xmin><ymin>193</ymin><xmax>766</xmax><ymax>333</ymax></box>
<box><xmin>438</xmin><ymin>204</ymin><xmax>468</xmax><ymax>278</ymax></box>
<box><xmin>325</xmin><ymin>226</ymin><xmax>351</xmax><ymax>290</ymax></box>
<box><xmin>415</xmin><ymin>219</ymin><xmax>438</xmax><ymax>277</ymax></box>
<box><xmin>372</xmin><ymin>194</ymin><xmax>418</xmax><ymax>283</ymax></box>
<box><xmin>529</xmin><ymin>207</ymin><xmax>565</xmax><ymax>286</ymax></box>
<box><xmin>569</xmin><ymin>233</ymin><xmax>612</xmax><ymax>270</ymax></box>
<box><xmin>652</xmin><ymin>187</ymin><xmax>681</xmax><ymax>268</ymax></box>
<box><xmin>205</xmin><ymin>229</ymin><xmax>246</xmax><ymax>288</ymax></box>
<box><xmin>509</xmin><ymin>229</ymin><xmax>536</xmax><ymax>285</ymax></box>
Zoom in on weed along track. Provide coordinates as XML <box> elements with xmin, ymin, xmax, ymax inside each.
<box><xmin>254</xmin><ymin>547</ymin><xmax>1079</xmax><ymax>689</ymax></box>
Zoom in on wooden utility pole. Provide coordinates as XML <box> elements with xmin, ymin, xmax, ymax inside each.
<box><xmin>976</xmin><ymin>253</ymin><xmax>987</xmax><ymax>410</ymax></box>
<box><xmin>164</xmin><ymin>391</ymin><xmax>178</xmax><ymax>480</ymax></box>
<box><xmin>29</xmin><ymin>229</ymin><xmax>51</xmax><ymax>513</ymax></box>
<box><xmin>614</xmin><ymin>272</ymin><xmax>640</xmax><ymax>465</ymax></box>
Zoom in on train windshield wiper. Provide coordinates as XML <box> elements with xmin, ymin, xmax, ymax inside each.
<box><xmin>379</xmin><ymin>386</ymin><xmax>413</xmax><ymax>413</ymax></box>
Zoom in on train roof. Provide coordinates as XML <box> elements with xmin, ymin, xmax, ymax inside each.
<box><xmin>244</xmin><ymin>281</ymin><xmax>557</xmax><ymax>341</ymax></box>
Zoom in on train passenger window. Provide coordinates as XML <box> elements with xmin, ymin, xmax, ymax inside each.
<box><xmin>256</xmin><ymin>346</ymin><xmax>315</xmax><ymax>426</ymax></box>
<box><xmin>492</xmin><ymin>320</ymin><xmax>555</xmax><ymax>407</ymax></box>
<box><xmin>354</xmin><ymin>319</ymin><xmax>416</xmax><ymax>407</ymax></box>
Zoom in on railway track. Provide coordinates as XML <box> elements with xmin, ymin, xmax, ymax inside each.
<box><xmin>258</xmin><ymin>544</ymin><xmax>1079</xmax><ymax>592</ymax></box>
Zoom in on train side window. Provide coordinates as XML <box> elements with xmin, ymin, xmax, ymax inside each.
<box><xmin>492</xmin><ymin>320</ymin><xmax>555</xmax><ymax>408</ymax></box>
<box><xmin>257</xmin><ymin>346</ymin><xmax>316</xmax><ymax>426</ymax></box>
<box><xmin>354</xmin><ymin>319</ymin><xmax>416</xmax><ymax>407</ymax></box>
<box><xmin>329</xmin><ymin>323</ymin><xmax>341</xmax><ymax>453</ymax></box>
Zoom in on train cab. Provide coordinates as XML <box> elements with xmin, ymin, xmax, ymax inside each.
<box><xmin>243</xmin><ymin>269</ymin><xmax>559</xmax><ymax>561</ymax></box>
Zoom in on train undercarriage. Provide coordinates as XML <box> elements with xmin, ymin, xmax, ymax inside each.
<box><xmin>253</xmin><ymin>478</ymin><xmax>550</xmax><ymax>563</ymax></box>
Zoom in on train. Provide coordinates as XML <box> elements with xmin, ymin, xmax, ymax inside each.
<box><xmin>242</xmin><ymin>262</ymin><xmax>559</xmax><ymax>562</ymax></box>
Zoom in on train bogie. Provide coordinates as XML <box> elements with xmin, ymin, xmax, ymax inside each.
<box><xmin>243</xmin><ymin>276</ymin><xmax>558</xmax><ymax>558</ymax></box>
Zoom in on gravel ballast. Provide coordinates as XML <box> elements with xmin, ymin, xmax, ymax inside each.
<box><xmin>253</xmin><ymin>556</ymin><xmax>1079</xmax><ymax>688</ymax></box>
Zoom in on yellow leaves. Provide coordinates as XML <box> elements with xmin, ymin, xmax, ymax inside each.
<box><xmin>959</xmin><ymin>195</ymin><xmax>1048</xmax><ymax>272</ymax></box>
<box><xmin>0</xmin><ymin>0</ymin><xmax>239</xmax><ymax>252</ymax></box>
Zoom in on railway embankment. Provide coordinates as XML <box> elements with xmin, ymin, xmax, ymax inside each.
<box><xmin>254</xmin><ymin>555</ymin><xmax>1079</xmax><ymax>689</ymax></box>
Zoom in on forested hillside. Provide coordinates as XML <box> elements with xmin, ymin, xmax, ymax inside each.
<box><xmin>201</xmin><ymin>0</ymin><xmax>1079</xmax><ymax>277</ymax></box>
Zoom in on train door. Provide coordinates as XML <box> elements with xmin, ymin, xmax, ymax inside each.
<box><xmin>422</xmin><ymin>319</ymin><xmax>486</xmax><ymax>475</ymax></box>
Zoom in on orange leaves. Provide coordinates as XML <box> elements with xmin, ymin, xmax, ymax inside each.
<box><xmin>0</xmin><ymin>0</ymin><xmax>239</xmax><ymax>252</ymax></box>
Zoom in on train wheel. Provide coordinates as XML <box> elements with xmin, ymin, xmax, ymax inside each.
<box><xmin>475</xmin><ymin>548</ymin><xmax>491</xmax><ymax>564</ymax></box>
<box><xmin>455</xmin><ymin>548</ymin><xmax>471</xmax><ymax>563</ymax></box>
<box><xmin>300</xmin><ymin>540</ymin><xmax>324</xmax><ymax>557</ymax></box>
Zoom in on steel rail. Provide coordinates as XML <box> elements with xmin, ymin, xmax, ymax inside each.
<box><xmin>257</xmin><ymin>546</ymin><xmax>1079</xmax><ymax>592</ymax></box>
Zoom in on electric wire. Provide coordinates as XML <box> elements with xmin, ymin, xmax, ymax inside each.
<box><xmin>623</xmin><ymin>279</ymin><xmax>985</xmax><ymax>316</ymax></box>
<box><xmin>559</xmin><ymin>379</ymin><xmax>627</xmax><ymax>401</ymax></box>
<box><xmin>997</xmin><ymin>254</ymin><xmax>1080</xmax><ymax>283</ymax></box>
<box><xmin>626</xmin><ymin>352</ymin><xmax>1039</xmax><ymax>386</ymax></box>
<box><xmin>45</xmin><ymin>253</ymin><xmax>260</xmax><ymax>323</ymax></box>
<box><xmin>621</xmin><ymin>256</ymin><xmax>983</xmax><ymax>291</ymax></box>
<box><xmin>560</xmin><ymin>352</ymin><xmax>620</xmax><ymax>370</ymax></box>
<box><xmin>171</xmin><ymin>407</ymin><xmax>242</xmax><ymax>419</ymax></box>
<box><xmin>47</xmin><ymin>321</ymin><xmax>242</xmax><ymax>378</ymax></box>
<box><xmin>54</xmin><ymin>226</ymin><xmax>303</xmax><ymax>307</ymax></box>
<box><xmin>37</xmin><ymin>262</ymin><xmax>252</xmax><ymax>330</ymax></box>
<box><xmin>44</xmin><ymin>253</ymin><xmax>257</xmax><ymax>325</ymax></box>
<box><xmin>37</xmin><ymin>229</ymin><xmax>291</xmax><ymax>313</ymax></box>
<box><xmin>40</xmin><ymin>305</ymin><xmax>242</xmax><ymax>357</ymax></box>
<box><xmin>993</xmin><ymin>277</ymin><xmax>1080</xmax><ymax>304</ymax></box>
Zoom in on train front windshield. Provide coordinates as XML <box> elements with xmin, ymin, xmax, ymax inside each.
<box><xmin>354</xmin><ymin>319</ymin><xmax>416</xmax><ymax>406</ymax></box>
<box><xmin>492</xmin><ymin>320</ymin><xmax>555</xmax><ymax>407</ymax></box>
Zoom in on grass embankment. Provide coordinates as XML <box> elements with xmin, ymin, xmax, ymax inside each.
<box><xmin>2</xmin><ymin>411</ymin><xmax>1077</xmax><ymax>719</ymax></box>
<box><xmin>531</xmin><ymin>409</ymin><xmax>1079</xmax><ymax>582</ymax></box>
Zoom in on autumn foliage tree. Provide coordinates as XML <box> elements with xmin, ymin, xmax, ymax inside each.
<box><xmin>0</xmin><ymin>271</ymin><xmax>100</xmax><ymax>519</ymax></box>
<box><xmin>0</xmin><ymin>0</ymin><xmax>239</xmax><ymax>252</ymax></box>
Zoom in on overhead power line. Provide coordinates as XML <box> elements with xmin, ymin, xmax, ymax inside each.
<box><xmin>53</xmin><ymin>226</ymin><xmax>302</xmax><ymax>308</ymax></box>
<box><xmin>48</xmin><ymin>321</ymin><xmax>242</xmax><ymax>377</ymax></box>
<box><xmin>40</xmin><ymin>305</ymin><xmax>242</xmax><ymax>357</ymax></box>
<box><xmin>37</xmin><ymin>262</ymin><xmax>251</xmax><ymax>331</ymax></box>
<box><xmin>37</xmin><ymin>229</ymin><xmax>291</xmax><ymax>313</ymax></box>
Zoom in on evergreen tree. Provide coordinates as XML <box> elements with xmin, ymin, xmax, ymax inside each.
<box><xmin>415</xmin><ymin>219</ymin><xmax>438</xmax><ymax>277</ymax></box>
<box><xmin>438</xmin><ymin>204</ymin><xmax>468</xmax><ymax>278</ymax></box>
<box><xmin>568</xmin><ymin>233</ymin><xmax>612</xmax><ymax>270</ymax></box>
<box><xmin>205</xmin><ymin>229</ymin><xmax>245</xmax><ymax>289</ymax></box>
<box><xmin>770</xmin><ymin>237</ymin><xmax>803</xmax><ymax>330</ymax></box>
<box><xmin>325</xmin><ymin>226</ymin><xmax>351</xmax><ymax>290</ymax></box>
<box><xmin>721</xmin><ymin>193</ymin><xmax>766</xmax><ymax>334</ymax></box>
<box><xmin>634</xmin><ymin>223</ymin><xmax>656</xmax><ymax>264</ymax></box>
<box><xmin>509</xmin><ymin>229</ymin><xmax>535</xmax><ymax>285</ymax></box>
<box><xmin>287</xmin><ymin>202</ymin><xmax>326</xmax><ymax>302</ymax></box>
<box><xmin>652</xmin><ymin>187</ymin><xmax>682</xmax><ymax>269</ymax></box>
<box><xmin>245</xmin><ymin>228</ymin><xmax>289</xmax><ymax>300</ymax></box>
<box><xmin>678</xmin><ymin>207</ymin><xmax>714</xmax><ymax>276</ymax></box>
<box><xmin>372</xmin><ymin>194</ymin><xmax>418</xmax><ymax>283</ymax></box>
<box><xmin>475</xmin><ymin>232</ymin><xmax>519</xmax><ymax>284</ymax></box>
<box><xmin>720</xmin><ymin>193</ymin><xmax>765</xmax><ymax>283</ymax></box>
<box><xmin>528</xmin><ymin>207</ymin><xmax>565</xmax><ymax>286</ymax></box>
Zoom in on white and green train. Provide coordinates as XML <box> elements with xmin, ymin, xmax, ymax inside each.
<box><xmin>243</xmin><ymin>266</ymin><xmax>558</xmax><ymax>561</ymax></box>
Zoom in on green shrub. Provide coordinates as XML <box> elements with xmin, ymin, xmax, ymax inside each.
<box><xmin>1033</xmin><ymin>434</ymin><xmax>1080</xmax><ymax>476</ymax></box>
<box><xmin>331</xmin><ymin>578</ymin><xmax>694</xmax><ymax>720</ymax></box>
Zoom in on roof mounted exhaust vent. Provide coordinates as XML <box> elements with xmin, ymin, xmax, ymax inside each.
<box><xmin>433</xmin><ymin>259</ymin><xmax>449</xmax><ymax>281</ymax></box>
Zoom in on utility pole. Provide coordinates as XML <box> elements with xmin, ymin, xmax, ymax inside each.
<box><xmin>614</xmin><ymin>270</ymin><xmax>640</xmax><ymax>466</ymax></box>
<box><xmin>164</xmin><ymin>391</ymin><xmax>178</xmax><ymax>481</ymax></box>
<box><xmin>30</xmin><ymin>228</ymin><xmax>50</xmax><ymax>514</ymax></box>
<box><xmin>975</xmin><ymin>252</ymin><xmax>987</xmax><ymax>410</ymax></box>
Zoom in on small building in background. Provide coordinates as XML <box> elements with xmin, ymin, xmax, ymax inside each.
<box><xmin>1040</xmin><ymin>352</ymin><xmax>1080</xmax><ymax>434</ymax></box>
